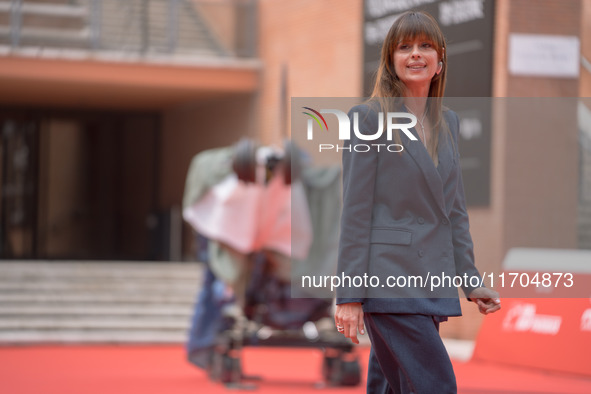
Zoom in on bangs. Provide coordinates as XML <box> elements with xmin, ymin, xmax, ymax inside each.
<box><xmin>391</xmin><ymin>12</ymin><xmax>444</xmax><ymax>51</ymax></box>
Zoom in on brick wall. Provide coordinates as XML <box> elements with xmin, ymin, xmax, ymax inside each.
<box><xmin>582</xmin><ymin>0</ymin><xmax>591</xmax><ymax>97</ymax></box>
<box><xmin>505</xmin><ymin>0</ymin><xmax>582</xmax><ymax>96</ymax></box>
<box><xmin>257</xmin><ymin>0</ymin><xmax>363</xmax><ymax>144</ymax></box>
<box><xmin>254</xmin><ymin>0</ymin><xmax>590</xmax><ymax>341</ymax></box>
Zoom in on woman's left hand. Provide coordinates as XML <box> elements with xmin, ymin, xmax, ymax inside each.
<box><xmin>468</xmin><ymin>287</ymin><xmax>501</xmax><ymax>315</ymax></box>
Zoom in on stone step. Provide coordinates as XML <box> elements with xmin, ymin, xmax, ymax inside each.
<box><xmin>16</xmin><ymin>0</ymin><xmax>77</xmax><ymax>4</ymax></box>
<box><xmin>0</xmin><ymin>293</ymin><xmax>195</xmax><ymax>304</ymax></box>
<box><xmin>0</xmin><ymin>281</ymin><xmax>198</xmax><ymax>293</ymax></box>
<box><xmin>0</xmin><ymin>305</ymin><xmax>193</xmax><ymax>316</ymax></box>
<box><xmin>0</xmin><ymin>2</ymin><xmax>87</xmax><ymax>18</ymax></box>
<box><xmin>0</xmin><ymin>261</ymin><xmax>202</xmax><ymax>277</ymax></box>
<box><xmin>0</xmin><ymin>25</ymin><xmax>90</xmax><ymax>47</ymax></box>
<box><xmin>0</xmin><ymin>0</ymin><xmax>228</xmax><ymax>56</ymax></box>
<box><xmin>0</xmin><ymin>261</ymin><xmax>203</xmax><ymax>344</ymax></box>
<box><xmin>94</xmin><ymin>0</ymin><xmax>226</xmax><ymax>55</ymax></box>
<box><xmin>0</xmin><ymin>275</ymin><xmax>199</xmax><ymax>284</ymax></box>
<box><xmin>0</xmin><ymin>318</ymin><xmax>189</xmax><ymax>330</ymax></box>
<box><xmin>0</xmin><ymin>330</ymin><xmax>187</xmax><ymax>344</ymax></box>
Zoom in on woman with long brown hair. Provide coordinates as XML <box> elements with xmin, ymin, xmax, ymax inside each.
<box><xmin>334</xmin><ymin>11</ymin><xmax>500</xmax><ymax>393</ymax></box>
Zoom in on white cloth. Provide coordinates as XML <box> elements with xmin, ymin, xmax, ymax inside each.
<box><xmin>183</xmin><ymin>172</ymin><xmax>312</xmax><ymax>259</ymax></box>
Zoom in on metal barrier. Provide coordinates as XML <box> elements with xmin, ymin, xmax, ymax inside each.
<box><xmin>2</xmin><ymin>0</ymin><xmax>257</xmax><ymax>58</ymax></box>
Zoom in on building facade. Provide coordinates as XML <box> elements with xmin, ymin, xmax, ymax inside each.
<box><xmin>1</xmin><ymin>0</ymin><xmax>590</xmax><ymax>339</ymax></box>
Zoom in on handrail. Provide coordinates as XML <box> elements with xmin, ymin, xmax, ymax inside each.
<box><xmin>3</xmin><ymin>0</ymin><xmax>258</xmax><ymax>58</ymax></box>
<box><xmin>10</xmin><ymin>0</ymin><xmax>22</xmax><ymax>48</ymax></box>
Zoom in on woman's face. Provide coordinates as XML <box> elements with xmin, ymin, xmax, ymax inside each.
<box><xmin>392</xmin><ymin>36</ymin><xmax>441</xmax><ymax>90</ymax></box>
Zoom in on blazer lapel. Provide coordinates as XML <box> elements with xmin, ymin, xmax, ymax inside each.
<box><xmin>401</xmin><ymin>126</ymin><xmax>447</xmax><ymax>216</ymax></box>
<box><xmin>436</xmin><ymin>130</ymin><xmax>454</xmax><ymax>186</ymax></box>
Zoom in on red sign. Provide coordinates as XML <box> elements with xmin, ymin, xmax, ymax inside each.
<box><xmin>473</xmin><ymin>297</ymin><xmax>591</xmax><ymax>377</ymax></box>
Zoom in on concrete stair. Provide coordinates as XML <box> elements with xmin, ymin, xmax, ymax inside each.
<box><xmin>99</xmin><ymin>0</ymin><xmax>228</xmax><ymax>57</ymax></box>
<box><xmin>0</xmin><ymin>0</ymin><xmax>90</xmax><ymax>49</ymax></box>
<box><xmin>0</xmin><ymin>261</ymin><xmax>203</xmax><ymax>344</ymax></box>
<box><xmin>0</xmin><ymin>0</ymin><xmax>229</xmax><ymax>56</ymax></box>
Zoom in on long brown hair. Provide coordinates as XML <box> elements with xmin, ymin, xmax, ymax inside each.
<box><xmin>369</xmin><ymin>11</ymin><xmax>450</xmax><ymax>161</ymax></box>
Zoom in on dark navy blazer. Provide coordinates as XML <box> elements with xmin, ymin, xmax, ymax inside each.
<box><xmin>335</xmin><ymin>103</ymin><xmax>482</xmax><ymax>317</ymax></box>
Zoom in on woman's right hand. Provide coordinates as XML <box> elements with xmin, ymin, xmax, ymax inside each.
<box><xmin>334</xmin><ymin>302</ymin><xmax>365</xmax><ymax>344</ymax></box>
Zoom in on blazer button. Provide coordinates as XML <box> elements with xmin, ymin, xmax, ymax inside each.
<box><xmin>418</xmin><ymin>250</ymin><xmax>424</xmax><ymax>257</ymax></box>
<box><xmin>417</xmin><ymin>217</ymin><xmax>425</xmax><ymax>224</ymax></box>
<box><xmin>442</xmin><ymin>218</ymin><xmax>449</xmax><ymax>225</ymax></box>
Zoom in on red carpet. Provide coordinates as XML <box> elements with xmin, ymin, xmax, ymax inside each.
<box><xmin>0</xmin><ymin>345</ymin><xmax>365</xmax><ymax>394</ymax></box>
<box><xmin>454</xmin><ymin>360</ymin><xmax>591</xmax><ymax>394</ymax></box>
<box><xmin>1</xmin><ymin>345</ymin><xmax>591</xmax><ymax>393</ymax></box>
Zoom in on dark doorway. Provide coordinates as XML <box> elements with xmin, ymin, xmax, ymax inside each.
<box><xmin>1</xmin><ymin>109</ymin><xmax>161</xmax><ymax>260</ymax></box>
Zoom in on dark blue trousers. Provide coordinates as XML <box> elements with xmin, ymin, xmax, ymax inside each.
<box><xmin>364</xmin><ymin>313</ymin><xmax>457</xmax><ymax>394</ymax></box>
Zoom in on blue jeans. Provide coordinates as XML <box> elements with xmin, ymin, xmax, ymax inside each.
<box><xmin>186</xmin><ymin>235</ymin><xmax>233</xmax><ymax>369</ymax></box>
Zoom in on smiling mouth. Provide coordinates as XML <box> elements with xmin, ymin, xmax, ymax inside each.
<box><xmin>407</xmin><ymin>64</ymin><xmax>426</xmax><ymax>69</ymax></box>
